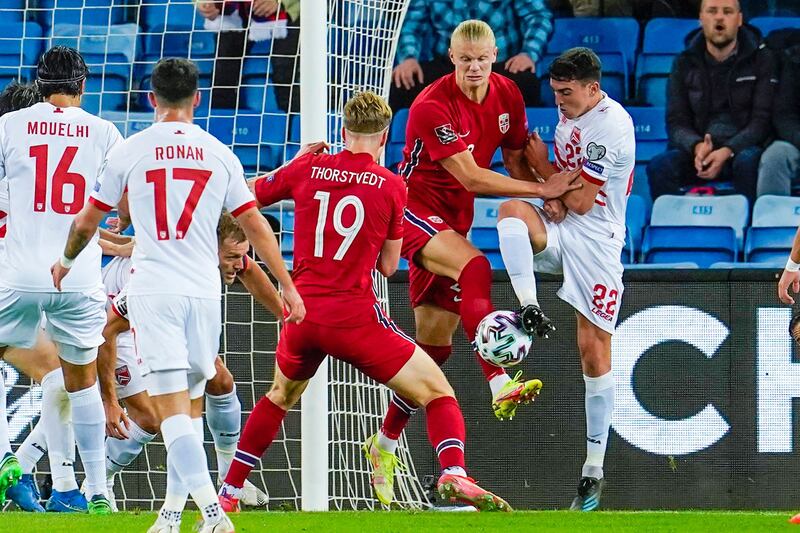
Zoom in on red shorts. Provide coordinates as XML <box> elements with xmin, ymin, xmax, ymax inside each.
<box><xmin>401</xmin><ymin>207</ymin><xmax>462</xmax><ymax>315</ymax></box>
<box><xmin>276</xmin><ymin>305</ymin><xmax>417</xmax><ymax>384</ymax></box>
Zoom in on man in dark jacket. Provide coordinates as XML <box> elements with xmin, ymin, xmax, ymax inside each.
<box><xmin>647</xmin><ymin>0</ymin><xmax>777</xmax><ymax>204</ymax></box>
<box><xmin>757</xmin><ymin>43</ymin><xmax>800</xmax><ymax>197</ymax></box>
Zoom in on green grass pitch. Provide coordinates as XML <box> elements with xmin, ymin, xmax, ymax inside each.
<box><xmin>0</xmin><ymin>511</ymin><xmax>796</xmax><ymax>532</ymax></box>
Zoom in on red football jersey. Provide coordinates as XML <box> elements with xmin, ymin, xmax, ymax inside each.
<box><xmin>400</xmin><ymin>72</ymin><xmax>528</xmax><ymax>235</ymax></box>
<box><xmin>254</xmin><ymin>150</ymin><xmax>406</xmax><ymax>326</ymax></box>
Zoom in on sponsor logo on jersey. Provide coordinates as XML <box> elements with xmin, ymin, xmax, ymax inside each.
<box><xmin>428</xmin><ymin>215</ymin><xmax>443</xmax><ymax>224</ymax></box>
<box><xmin>499</xmin><ymin>113</ymin><xmax>510</xmax><ymax>134</ymax></box>
<box><xmin>584</xmin><ymin>161</ymin><xmax>605</xmax><ymax>174</ymax></box>
<box><xmin>570</xmin><ymin>127</ymin><xmax>581</xmax><ymax>145</ymax></box>
<box><xmin>586</xmin><ymin>142</ymin><xmax>606</xmax><ymax>161</ymax></box>
<box><xmin>434</xmin><ymin>123</ymin><xmax>457</xmax><ymax>145</ymax></box>
<box><xmin>115</xmin><ymin>365</ymin><xmax>132</xmax><ymax>386</ymax></box>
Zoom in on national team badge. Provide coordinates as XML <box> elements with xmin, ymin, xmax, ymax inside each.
<box><xmin>428</xmin><ymin>215</ymin><xmax>443</xmax><ymax>224</ymax></box>
<box><xmin>434</xmin><ymin>123</ymin><xmax>457</xmax><ymax>145</ymax></box>
<box><xmin>570</xmin><ymin>127</ymin><xmax>581</xmax><ymax>146</ymax></box>
<box><xmin>499</xmin><ymin>113</ymin><xmax>510</xmax><ymax>134</ymax></box>
<box><xmin>115</xmin><ymin>365</ymin><xmax>132</xmax><ymax>387</ymax></box>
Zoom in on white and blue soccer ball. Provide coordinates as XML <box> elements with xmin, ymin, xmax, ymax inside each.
<box><xmin>475</xmin><ymin>310</ymin><xmax>532</xmax><ymax>367</ymax></box>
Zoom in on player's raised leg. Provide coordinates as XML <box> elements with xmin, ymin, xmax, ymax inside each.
<box><xmin>497</xmin><ymin>199</ymin><xmax>556</xmax><ymax>338</ymax></box>
<box><xmin>569</xmin><ymin>313</ymin><xmax>613</xmax><ymax>511</ymax></box>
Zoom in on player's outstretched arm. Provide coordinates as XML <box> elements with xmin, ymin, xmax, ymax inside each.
<box><xmin>97</xmin><ymin>308</ymin><xmax>132</xmax><ymax>440</ymax></box>
<box><xmin>377</xmin><ymin>238</ymin><xmax>402</xmax><ymax>278</ymax></box>
<box><xmin>235</xmin><ymin>206</ymin><xmax>306</xmax><ymax>323</ymax></box>
<box><xmin>440</xmin><ymin>150</ymin><xmax>582</xmax><ymax>199</ymax></box>
<box><xmin>779</xmin><ymin>226</ymin><xmax>800</xmax><ymax>305</ymax></box>
<box><xmin>238</xmin><ymin>260</ymin><xmax>284</xmax><ymax>320</ymax></box>
<box><xmin>51</xmin><ymin>203</ymin><xmax>107</xmax><ymax>291</ymax></box>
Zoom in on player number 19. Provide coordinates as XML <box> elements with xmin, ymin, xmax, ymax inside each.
<box><xmin>313</xmin><ymin>191</ymin><xmax>364</xmax><ymax>260</ymax></box>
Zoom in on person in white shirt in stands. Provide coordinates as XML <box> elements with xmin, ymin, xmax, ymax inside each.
<box><xmin>496</xmin><ymin>47</ymin><xmax>635</xmax><ymax>512</ymax></box>
<box><xmin>53</xmin><ymin>57</ymin><xmax>304</xmax><ymax>533</ymax></box>
<box><xmin>0</xmin><ymin>46</ymin><xmax>123</xmax><ymax>513</ymax></box>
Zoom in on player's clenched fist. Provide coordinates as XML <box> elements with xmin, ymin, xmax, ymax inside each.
<box><xmin>778</xmin><ymin>269</ymin><xmax>800</xmax><ymax>305</ymax></box>
<box><xmin>281</xmin><ymin>284</ymin><xmax>306</xmax><ymax>324</ymax></box>
<box><xmin>540</xmin><ymin>167</ymin><xmax>582</xmax><ymax>199</ymax></box>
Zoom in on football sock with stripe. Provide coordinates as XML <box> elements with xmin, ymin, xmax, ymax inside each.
<box><xmin>206</xmin><ymin>387</ymin><xmax>242</xmax><ymax>480</ymax></box>
<box><xmin>425</xmin><ymin>396</ymin><xmax>466</xmax><ymax>471</ymax></box>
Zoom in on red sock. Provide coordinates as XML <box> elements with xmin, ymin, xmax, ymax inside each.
<box><xmin>223</xmin><ymin>396</ymin><xmax>286</xmax><ymax>490</ymax></box>
<box><xmin>458</xmin><ymin>256</ymin><xmax>504</xmax><ymax>380</ymax></box>
<box><xmin>380</xmin><ymin>343</ymin><xmax>452</xmax><ymax>440</ymax></box>
<box><xmin>426</xmin><ymin>396</ymin><xmax>466</xmax><ymax>470</ymax></box>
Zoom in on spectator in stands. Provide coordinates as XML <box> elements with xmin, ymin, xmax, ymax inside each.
<box><xmin>548</xmin><ymin>0</ymin><xmax>699</xmax><ymax>19</ymax></box>
<box><xmin>389</xmin><ymin>0</ymin><xmax>551</xmax><ymax>110</ymax></box>
<box><xmin>647</xmin><ymin>0</ymin><xmax>777</xmax><ymax>204</ymax></box>
<box><xmin>196</xmin><ymin>0</ymin><xmax>299</xmax><ymax>112</ymax></box>
<box><xmin>757</xmin><ymin>38</ymin><xmax>800</xmax><ymax>197</ymax></box>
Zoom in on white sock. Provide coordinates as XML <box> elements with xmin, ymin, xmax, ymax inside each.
<box><xmin>106</xmin><ymin>418</ymin><xmax>156</xmax><ymax>476</ymax></box>
<box><xmin>583</xmin><ymin>372</ymin><xmax>614</xmax><ymax>480</ymax></box>
<box><xmin>16</xmin><ymin>422</ymin><xmax>47</xmax><ymax>473</ymax></box>
<box><xmin>497</xmin><ymin>217</ymin><xmax>539</xmax><ymax>307</ymax></box>
<box><xmin>442</xmin><ymin>466</ymin><xmax>467</xmax><ymax>477</ymax></box>
<box><xmin>67</xmin><ymin>384</ymin><xmax>107</xmax><ymax>497</ymax></box>
<box><xmin>205</xmin><ymin>388</ymin><xmax>241</xmax><ymax>480</ymax></box>
<box><xmin>41</xmin><ymin>369</ymin><xmax>78</xmax><ymax>491</ymax></box>
<box><xmin>376</xmin><ymin>430</ymin><xmax>398</xmax><ymax>454</ymax></box>
<box><xmin>0</xmin><ymin>370</ymin><xmax>11</xmax><ymax>456</ymax></box>
<box><xmin>162</xmin><ymin>414</ymin><xmax>221</xmax><ymax>519</ymax></box>
<box><xmin>489</xmin><ymin>373</ymin><xmax>511</xmax><ymax>398</ymax></box>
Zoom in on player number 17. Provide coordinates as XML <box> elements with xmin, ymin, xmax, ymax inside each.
<box><xmin>313</xmin><ymin>191</ymin><xmax>364</xmax><ymax>260</ymax></box>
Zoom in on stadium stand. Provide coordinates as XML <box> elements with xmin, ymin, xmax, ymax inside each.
<box><xmin>635</xmin><ymin>18</ymin><xmax>698</xmax><ymax>107</ymax></box>
<box><xmin>745</xmin><ymin>195</ymin><xmax>800</xmax><ymax>264</ymax></box>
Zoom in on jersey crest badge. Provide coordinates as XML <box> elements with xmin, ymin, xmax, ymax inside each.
<box><xmin>570</xmin><ymin>127</ymin><xmax>581</xmax><ymax>146</ymax></box>
<box><xmin>115</xmin><ymin>365</ymin><xmax>132</xmax><ymax>386</ymax></box>
<box><xmin>434</xmin><ymin>123</ymin><xmax>457</xmax><ymax>145</ymax></box>
<box><xmin>428</xmin><ymin>215</ymin><xmax>443</xmax><ymax>224</ymax></box>
<box><xmin>499</xmin><ymin>113</ymin><xmax>510</xmax><ymax>134</ymax></box>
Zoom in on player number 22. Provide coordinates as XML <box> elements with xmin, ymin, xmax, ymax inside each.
<box><xmin>145</xmin><ymin>168</ymin><xmax>211</xmax><ymax>240</ymax></box>
<box><xmin>592</xmin><ymin>283</ymin><xmax>618</xmax><ymax>316</ymax></box>
<box><xmin>313</xmin><ymin>191</ymin><xmax>364</xmax><ymax>260</ymax></box>
<box><xmin>30</xmin><ymin>144</ymin><xmax>85</xmax><ymax>214</ymax></box>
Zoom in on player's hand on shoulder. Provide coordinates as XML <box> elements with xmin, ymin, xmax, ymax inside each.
<box><xmin>282</xmin><ymin>284</ymin><xmax>306</xmax><ymax>324</ymax></box>
<box><xmin>543</xmin><ymin>198</ymin><xmax>567</xmax><ymax>223</ymax></box>
<box><xmin>778</xmin><ymin>269</ymin><xmax>800</xmax><ymax>305</ymax></box>
<box><xmin>295</xmin><ymin>141</ymin><xmax>329</xmax><ymax>160</ymax></box>
<box><xmin>393</xmin><ymin>58</ymin><xmax>423</xmax><ymax>90</ymax></box>
<box><xmin>541</xmin><ymin>166</ymin><xmax>582</xmax><ymax>199</ymax></box>
<box><xmin>525</xmin><ymin>132</ymin><xmax>549</xmax><ymax>169</ymax></box>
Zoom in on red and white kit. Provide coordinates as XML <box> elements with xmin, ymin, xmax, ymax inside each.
<box><xmin>534</xmin><ymin>93</ymin><xmax>636</xmax><ymax>333</ymax></box>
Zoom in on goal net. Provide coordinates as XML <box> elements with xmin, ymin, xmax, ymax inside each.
<box><xmin>1</xmin><ymin>0</ymin><xmax>431</xmax><ymax>512</ymax></box>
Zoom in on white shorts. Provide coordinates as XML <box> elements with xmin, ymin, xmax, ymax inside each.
<box><xmin>114</xmin><ymin>339</ymin><xmax>147</xmax><ymax>400</ymax></box>
<box><xmin>127</xmin><ymin>294</ymin><xmax>221</xmax><ymax>395</ymax></box>
<box><xmin>532</xmin><ymin>208</ymin><xmax>625</xmax><ymax>334</ymax></box>
<box><xmin>0</xmin><ymin>287</ymin><xmax>106</xmax><ymax>363</ymax></box>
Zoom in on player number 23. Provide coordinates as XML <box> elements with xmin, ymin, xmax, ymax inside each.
<box><xmin>313</xmin><ymin>191</ymin><xmax>364</xmax><ymax>260</ymax></box>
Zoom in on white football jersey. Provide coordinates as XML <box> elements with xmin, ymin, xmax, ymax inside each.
<box><xmin>101</xmin><ymin>256</ymin><xmax>134</xmax><ymax>351</ymax></box>
<box><xmin>0</xmin><ymin>179</ymin><xmax>8</xmax><ymax>257</ymax></box>
<box><xmin>553</xmin><ymin>93</ymin><xmax>636</xmax><ymax>241</ymax></box>
<box><xmin>91</xmin><ymin>122</ymin><xmax>255</xmax><ymax>299</ymax></box>
<box><xmin>0</xmin><ymin>102</ymin><xmax>123</xmax><ymax>291</ymax></box>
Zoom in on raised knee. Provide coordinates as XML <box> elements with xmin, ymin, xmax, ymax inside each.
<box><xmin>498</xmin><ymin>199</ymin><xmax>530</xmax><ymax>220</ymax></box>
<box><xmin>266</xmin><ymin>385</ymin><xmax>300</xmax><ymax>411</ymax></box>
<box><xmin>138</xmin><ymin>415</ymin><xmax>161</xmax><ymax>436</ymax></box>
<box><xmin>206</xmin><ymin>367</ymin><xmax>235</xmax><ymax>396</ymax></box>
<box><xmin>414</xmin><ymin>376</ymin><xmax>455</xmax><ymax>407</ymax></box>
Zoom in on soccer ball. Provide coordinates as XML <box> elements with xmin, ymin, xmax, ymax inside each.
<box><xmin>475</xmin><ymin>310</ymin><xmax>532</xmax><ymax>367</ymax></box>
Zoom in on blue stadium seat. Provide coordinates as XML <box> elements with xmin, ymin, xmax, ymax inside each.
<box><xmin>36</xmin><ymin>0</ymin><xmax>127</xmax><ymax>30</ymax></box>
<box><xmin>624</xmin><ymin>194</ymin><xmax>647</xmax><ymax>263</ymax></box>
<box><xmin>635</xmin><ymin>18</ymin><xmax>699</xmax><ymax>106</ymax></box>
<box><xmin>709</xmin><ymin>261</ymin><xmax>781</xmax><ymax>269</ymax></box>
<box><xmin>642</xmin><ymin>225</ymin><xmax>737</xmax><ymax>267</ymax></box>
<box><xmin>140</xmin><ymin>0</ymin><xmax>199</xmax><ymax>32</ymax></box>
<box><xmin>471</xmin><ymin>198</ymin><xmax>503</xmax><ymax>261</ymax></box>
<box><xmin>0</xmin><ymin>21</ymin><xmax>43</xmax><ymax>83</ymax></box>
<box><xmin>624</xmin><ymin>261</ymin><xmax>699</xmax><ymax>269</ymax></box>
<box><xmin>51</xmin><ymin>23</ymin><xmax>139</xmax><ymax>112</ymax></box>
<box><xmin>526</xmin><ymin>107</ymin><xmax>558</xmax><ymax>142</ymax></box>
<box><xmin>539</xmin><ymin>18</ymin><xmax>640</xmax><ymax>104</ymax></box>
<box><xmin>100</xmin><ymin>111</ymin><xmax>153</xmax><ymax>137</ymax></box>
<box><xmin>628</xmin><ymin>107</ymin><xmax>667</xmax><ymax>163</ymax></box>
<box><xmin>397</xmin><ymin>257</ymin><xmax>409</xmax><ymax>271</ymax></box>
<box><xmin>751</xmin><ymin>195</ymin><xmax>800</xmax><ymax>228</ymax></box>
<box><xmin>744</xmin><ymin>226</ymin><xmax>795</xmax><ymax>264</ymax></box>
<box><xmin>649</xmin><ymin>194</ymin><xmax>749</xmax><ymax>248</ymax></box>
<box><xmin>491</xmin><ymin>149</ymin><xmax>507</xmax><ymax>175</ymax></box>
<box><xmin>0</xmin><ymin>0</ymin><xmax>25</xmax><ymax>21</ymax></box>
<box><xmin>750</xmin><ymin>16</ymin><xmax>800</xmax><ymax>36</ymax></box>
<box><xmin>390</xmin><ymin>108</ymin><xmax>408</xmax><ymax>144</ymax></box>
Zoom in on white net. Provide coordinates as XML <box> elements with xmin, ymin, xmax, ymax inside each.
<box><xmin>2</xmin><ymin>0</ymin><xmax>429</xmax><ymax>511</ymax></box>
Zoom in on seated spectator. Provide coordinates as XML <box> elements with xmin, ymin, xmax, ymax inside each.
<box><xmin>647</xmin><ymin>0</ymin><xmax>776</xmax><ymax>205</ymax></box>
<box><xmin>389</xmin><ymin>0</ymin><xmax>551</xmax><ymax>110</ymax></box>
<box><xmin>548</xmin><ymin>0</ymin><xmax>699</xmax><ymax>19</ymax></box>
<box><xmin>758</xmin><ymin>37</ymin><xmax>800</xmax><ymax>197</ymax></box>
<box><xmin>196</xmin><ymin>0</ymin><xmax>299</xmax><ymax>112</ymax></box>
